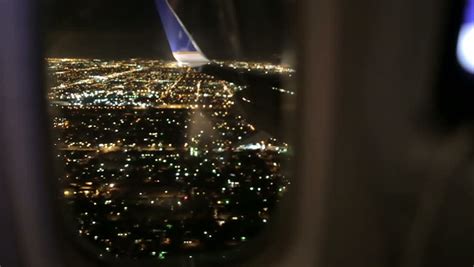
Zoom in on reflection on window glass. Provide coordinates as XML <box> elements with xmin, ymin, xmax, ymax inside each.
<box><xmin>45</xmin><ymin>0</ymin><xmax>295</xmax><ymax>261</ymax></box>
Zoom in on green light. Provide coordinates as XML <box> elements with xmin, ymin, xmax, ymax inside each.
<box><xmin>159</xmin><ymin>251</ymin><xmax>167</xmax><ymax>260</ymax></box>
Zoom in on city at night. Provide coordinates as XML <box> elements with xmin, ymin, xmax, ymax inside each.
<box><xmin>4</xmin><ymin>0</ymin><xmax>474</xmax><ymax>266</ymax></box>
<box><xmin>47</xmin><ymin>58</ymin><xmax>294</xmax><ymax>260</ymax></box>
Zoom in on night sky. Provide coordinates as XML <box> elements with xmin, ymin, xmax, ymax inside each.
<box><xmin>42</xmin><ymin>0</ymin><xmax>294</xmax><ymax>61</ymax></box>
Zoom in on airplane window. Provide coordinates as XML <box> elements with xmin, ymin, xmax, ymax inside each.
<box><xmin>457</xmin><ymin>0</ymin><xmax>474</xmax><ymax>73</ymax></box>
<box><xmin>43</xmin><ymin>0</ymin><xmax>295</xmax><ymax>263</ymax></box>
<box><xmin>436</xmin><ymin>0</ymin><xmax>474</xmax><ymax>123</ymax></box>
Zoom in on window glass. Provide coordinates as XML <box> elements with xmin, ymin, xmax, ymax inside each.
<box><xmin>45</xmin><ymin>0</ymin><xmax>295</xmax><ymax>262</ymax></box>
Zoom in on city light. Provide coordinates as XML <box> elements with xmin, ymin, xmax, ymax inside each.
<box><xmin>48</xmin><ymin>58</ymin><xmax>292</xmax><ymax>259</ymax></box>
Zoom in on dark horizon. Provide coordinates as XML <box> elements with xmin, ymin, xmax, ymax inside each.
<box><xmin>42</xmin><ymin>0</ymin><xmax>294</xmax><ymax>62</ymax></box>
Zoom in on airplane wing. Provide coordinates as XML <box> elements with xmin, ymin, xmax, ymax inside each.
<box><xmin>155</xmin><ymin>0</ymin><xmax>210</xmax><ymax>67</ymax></box>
